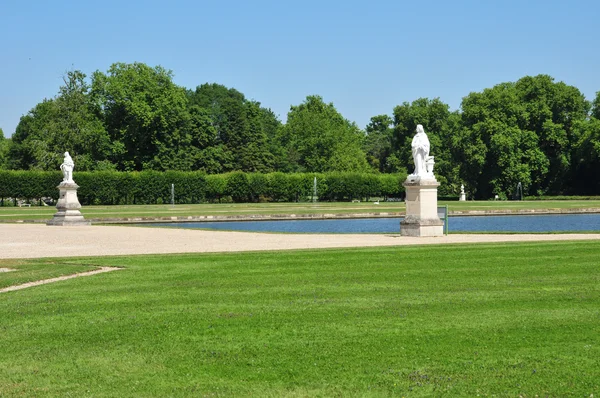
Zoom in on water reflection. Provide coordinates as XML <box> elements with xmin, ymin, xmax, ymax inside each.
<box><xmin>145</xmin><ymin>214</ymin><xmax>600</xmax><ymax>234</ymax></box>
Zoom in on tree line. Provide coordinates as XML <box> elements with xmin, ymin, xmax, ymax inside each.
<box><xmin>1</xmin><ymin>62</ymin><xmax>599</xmax><ymax>199</ymax></box>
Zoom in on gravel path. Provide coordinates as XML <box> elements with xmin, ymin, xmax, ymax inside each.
<box><xmin>2</xmin><ymin>224</ymin><xmax>600</xmax><ymax>259</ymax></box>
<box><xmin>0</xmin><ymin>267</ymin><xmax>121</xmax><ymax>293</ymax></box>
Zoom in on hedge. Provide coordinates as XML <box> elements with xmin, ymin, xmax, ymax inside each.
<box><xmin>0</xmin><ymin>170</ymin><xmax>406</xmax><ymax>205</ymax></box>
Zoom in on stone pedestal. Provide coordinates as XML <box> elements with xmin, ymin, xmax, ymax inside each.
<box><xmin>459</xmin><ymin>192</ymin><xmax>466</xmax><ymax>201</ymax></box>
<box><xmin>47</xmin><ymin>182</ymin><xmax>91</xmax><ymax>226</ymax></box>
<box><xmin>400</xmin><ymin>176</ymin><xmax>443</xmax><ymax>237</ymax></box>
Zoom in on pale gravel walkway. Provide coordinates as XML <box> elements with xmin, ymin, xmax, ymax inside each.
<box><xmin>0</xmin><ymin>267</ymin><xmax>121</xmax><ymax>293</ymax></box>
<box><xmin>1</xmin><ymin>224</ymin><xmax>600</xmax><ymax>259</ymax></box>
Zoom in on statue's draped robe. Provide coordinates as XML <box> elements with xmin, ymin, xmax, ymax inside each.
<box><xmin>411</xmin><ymin>132</ymin><xmax>430</xmax><ymax>176</ymax></box>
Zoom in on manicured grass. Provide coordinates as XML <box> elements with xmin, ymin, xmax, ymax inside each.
<box><xmin>0</xmin><ymin>259</ymin><xmax>98</xmax><ymax>289</ymax></box>
<box><xmin>1</xmin><ymin>241</ymin><xmax>599</xmax><ymax>396</ymax></box>
<box><xmin>1</xmin><ymin>200</ymin><xmax>600</xmax><ymax>222</ymax></box>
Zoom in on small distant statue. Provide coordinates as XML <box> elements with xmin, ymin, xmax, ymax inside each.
<box><xmin>411</xmin><ymin>124</ymin><xmax>430</xmax><ymax>177</ymax></box>
<box><xmin>459</xmin><ymin>184</ymin><xmax>466</xmax><ymax>201</ymax></box>
<box><xmin>60</xmin><ymin>152</ymin><xmax>75</xmax><ymax>183</ymax></box>
<box><xmin>461</xmin><ymin>184</ymin><xmax>465</xmax><ymax>194</ymax></box>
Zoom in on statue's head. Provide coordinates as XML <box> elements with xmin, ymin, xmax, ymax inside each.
<box><xmin>416</xmin><ymin>125</ymin><xmax>424</xmax><ymax>134</ymax></box>
<box><xmin>64</xmin><ymin>151</ymin><xmax>70</xmax><ymax>157</ymax></box>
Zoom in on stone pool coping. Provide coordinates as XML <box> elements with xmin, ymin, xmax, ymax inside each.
<box><xmin>4</xmin><ymin>207</ymin><xmax>600</xmax><ymax>225</ymax></box>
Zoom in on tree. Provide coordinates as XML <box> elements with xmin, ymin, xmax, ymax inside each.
<box><xmin>363</xmin><ymin>115</ymin><xmax>393</xmax><ymax>172</ymax></box>
<box><xmin>514</xmin><ymin>75</ymin><xmax>589</xmax><ymax>194</ymax></box>
<box><xmin>572</xmin><ymin>93</ymin><xmax>600</xmax><ymax>194</ymax></box>
<box><xmin>0</xmin><ymin>128</ymin><xmax>9</xmax><ymax>169</ymax></box>
<box><xmin>183</xmin><ymin>105</ymin><xmax>231</xmax><ymax>173</ymax></box>
<box><xmin>91</xmin><ymin>62</ymin><xmax>190</xmax><ymax>171</ymax></box>
<box><xmin>392</xmin><ymin>98</ymin><xmax>460</xmax><ymax>194</ymax></box>
<box><xmin>279</xmin><ymin>95</ymin><xmax>369</xmax><ymax>172</ymax></box>
<box><xmin>458</xmin><ymin>75</ymin><xmax>589</xmax><ymax>198</ymax></box>
<box><xmin>260</xmin><ymin>107</ymin><xmax>287</xmax><ymax>171</ymax></box>
<box><xmin>459</xmin><ymin>82</ymin><xmax>548</xmax><ymax>198</ymax></box>
<box><xmin>188</xmin><ymin>83</ymin><xmax>276</xmax><ymax>172</ymax></box>
<box><xmin>10</xmin><ymin>71</ymin><xmax>112</xmax><ymax>171</ymax></box>
<box><xmin>237</xmin><ymin>101</ymin><xmax>274</xmax><ymax>172</ymax></box>
<box><xmin>571</xmin><ymin>118</ymin><xmax>600</xmax><ymax>194</ymax></box>
<box><xmin>592</xmin><ymin>91</ymin><xmax>600</xmax><ymax>120</ymax></box>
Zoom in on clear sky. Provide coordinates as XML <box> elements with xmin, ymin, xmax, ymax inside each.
<box><xmin>1</xmin><ymin>0</ymin><xmax>599</xmax><ymax>137</ymax></box>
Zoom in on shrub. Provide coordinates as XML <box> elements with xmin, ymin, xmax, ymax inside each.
<box><xmin>225</xmin><ymin>172</ymin><xmax>251</xmax><ymax>203</ymax></box>
<box><xmin>0</xmin><ymin>171</ymin><xmax>408</xmax><ymax>204</ymax></box>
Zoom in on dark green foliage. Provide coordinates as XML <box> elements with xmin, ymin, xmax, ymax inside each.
<box><xmin>279</xmin><ymin>95</ymin><xmax>369</xmax><ymax>172</ymax></box>
<box><xmin>0</xmin><ymin>170</ymin><xmax>61</xmax><ymax>203</ymax></box>
<box><xmin>0</xmin><ymin>171</ymin><xmax>405</xmax><ymax>204</ymax></box>
<box><xmin>247</xmin><ymin>173</ymin><xmax>268</xmax><ymax>202</ymax></box>
<box><xmin>10</xmin><ymin>71</ymin><xmax>112</xmax><ymax>171</ymax></box>
<box><xmin>225</xmin><ymin>172</ymin><xmax>251</xmax><ymax>203</ymax></box>
<box><xmin>592</xmin><ymin>91</ymin><xmax>600</xmax><ymax>120</ymax></box>
<box><xmin>572</xmin><ymin>118</ymin><xmax>600</xmax><ymax>195</ymax></box>
<box><xmin>0</xmin><ymin>128</ymin><xmax>9</xmax><ymax>170</ymax></box>
<box><xmin>266</xmin><ymin>172</ymin><xmax>292</xmax><ymax>201</ymax></box>
<box><xmin>392</xmin><ymin>98</ymin><xmax>461</xmax><ymax>196</ymax></box>
<box><xmin>204</xmin><ymin>174</ymin><xmax>227</xmax><ymax>203</ymax></box>
<box><xmin>379</xmin><ymin>173</ymin><xmax>406</xmax><ymax>199</ymax></box>
<box><xmin>187</xmin><ymin>84</ymin><xmax>278</xmax><ymax>173</ymax></box>
<box><xmin>319</xmin><ymin>172</ymin><xmax>393</xmax><ymax>201</ymax></box>
<box><xmin>458</xmin><ymin>75</ymin><xmax>590</xmax><ymax>198</ymax></box>
<box><xmin>364</xmin><ymin>115</ymin><xmax>394</xmax><ymax>172</ymax></box>
<box><xmin>91</xmin><ymin>63</ymin><xmax>190</xmax><ymax>171</ymax></box>
<box><xmin>320</xmin><ymin>173</ymin><xmax>361</xmax><ymax>201</ymax></box>
<box><xmin>5</xmin><ymin>65</ymin><xmax>600</xmax><ymax>197</ymax></box>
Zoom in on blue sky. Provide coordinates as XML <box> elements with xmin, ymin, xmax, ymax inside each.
<box><xmin>1</xmin><ymin>0</ymin><xmax>598</xmax><ymax>137</ymax></box>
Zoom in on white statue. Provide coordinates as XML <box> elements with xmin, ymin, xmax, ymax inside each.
<box><xmin>461</xmin><ymin>184</ymin><xmax>465</xmax><ymax>194</ymax></box>
<box><xmin>459</xmin><ymin>184</ymin><xmax>466</xmax><ymax>201</ymax></box>
<box><xmin>411</xmin><ymin>124</ymin><xmax>430</xmax><ymax>177</ymax></box>
<box><xmin>60</xmin><ymin>152</ymin><xmax>75</xmax><ymax>183</ymax></box>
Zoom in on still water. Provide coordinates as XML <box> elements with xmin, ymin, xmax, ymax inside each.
<box><xmin>146</xmin><ymin>214</ymin><xmax>600</xmax><ymax>233</ymax></box>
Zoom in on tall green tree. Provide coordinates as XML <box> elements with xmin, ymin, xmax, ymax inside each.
<box><xmin>10</xmin><ymin>71</ymin><xmax>112</xmax><ymax>171</ymax></box>
<box><xmin>514</xmin><ymin>75</ymin><xmax>589</xmax><ymax>194</ymax></box>
<box><xmin>188</xmin><ymin>83</ymin><xmax>276</xmax><ymax>172</ymax></box>
<box><xmin>0</xmin><ymin>128</ymin><xmax>9</xmax><ymax>169</ymax></box>
<box><xmin>392</xmin><ymin>98</ymin><xmax>460</xmax><ymax>194</ymax></box>
<box><xmin>592</xmin><ymin>91</ymin><xmax>600</xmax><ymax>120</ymax></box>
<box><xmin>458</xmin><ymin>75</ymin><xmax>589</xmax><ymax>198</ymax></box>
<box><xmin>459</xmin><ymin>82</ymin><xmax>547</xmax><ymax>198</ymax></box>
<box><xmin>260</xmin><ymin>108</ymin><xmax>286</xmax><ymax>171</ymax></box>
<box><xmin>572</xmin><ymin>117</ymin><xmax>600</xmax><ymax>194</ymax></box>
<box><xmin>91</xmin><ymin>62</ymin><xmax>190</xmax><ymax>171</ymax></box>
<box><xmin>184</xmin><ymin>105</ymin><xmax>231</xmax><ymax>173</ymax></box>
<box><xmin>363</xmin><ymin>115</ymin><xmax>393</xmax><ymax>172</ymax></box>
<box><xmin>279</xmin><ymin>95</ymin><xmax>369</xmax><ymax>172</ymax></box>
<box><xmin>571</xmin><ymin>91</ymin><xmax>600</xmax><ymax>194</ymax></box>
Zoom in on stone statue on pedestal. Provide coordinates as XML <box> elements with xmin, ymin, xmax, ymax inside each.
<box><xmin>47</xmin><ymin>151</ymin><xmax>90</xmax><ymax>226</ymax></box>
<box><xmin>401</xmin><ymin>124</ymin><xmax>443</xmax><ymax>237</ymax></box>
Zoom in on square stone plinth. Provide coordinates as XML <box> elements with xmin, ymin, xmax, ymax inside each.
<box><xmin>47</xmin><ymin>182</ymin><xmax>91</xmax><ymax>226</ymax></box>
<box><xmin>400</xmin><ymin>177</ymin><xmax>443</xmax><ymax>237</ymax></box>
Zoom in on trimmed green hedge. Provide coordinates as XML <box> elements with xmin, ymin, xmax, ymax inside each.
<box><xmin>0</xmin><ymin>171</ymin><xmax>406</xmax><ymax>205</ymax></box>
<box><xmin>524</xmin><ymin>195</ymin><xmax>600</xmax><ymax>201</ymax></box>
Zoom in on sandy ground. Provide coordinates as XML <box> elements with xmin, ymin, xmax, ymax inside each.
<box><xmin>2</xmin><ymin>224</ymin><xmax>600</xmax><ymax>259</ymax></box>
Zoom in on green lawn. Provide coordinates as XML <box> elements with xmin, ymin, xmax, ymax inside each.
<box><xmin>1</xmin><ymin>241</ymin><xmax>599</xmax><ymax>396</ymax></box>
<box><xmin>0</xmin><ymin>259</ymin><xmax>98</xmax><ymax>289</ymax></box>
<box><xmin>1</xmin><ymin>200</ymin><xmax>600</xmax><ymax>222</ymax></box>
